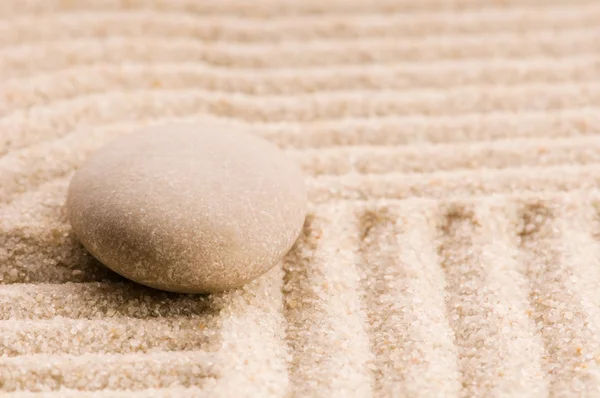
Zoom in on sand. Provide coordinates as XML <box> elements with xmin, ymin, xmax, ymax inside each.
<box><xmin>1</xmin><ymin>0</ymin><xmax>600</xmax><ymax>396</ymax></box>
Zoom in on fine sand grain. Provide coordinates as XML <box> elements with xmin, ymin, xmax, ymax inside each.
<box><xmin>2</xmin><ymin>0</ymin><xmax>600</xmax><ymax>396</ymax></box>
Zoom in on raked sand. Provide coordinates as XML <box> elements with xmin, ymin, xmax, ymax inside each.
<box><xmin>2</xmin><ymin>0</ymin><xmax>600</xmax><ymax>396</ymax></box>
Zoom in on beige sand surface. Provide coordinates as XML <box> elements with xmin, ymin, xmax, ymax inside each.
<box><xmin>2</xmin><ymin>0</ymin><xmax>600</xmax><ymax>396</ymax></box>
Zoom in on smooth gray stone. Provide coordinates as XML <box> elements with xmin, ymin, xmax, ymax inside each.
<box><xmin>67</xmin><ymin>124</ymin><xmax>307</xmax><ymax>293</ymax></box>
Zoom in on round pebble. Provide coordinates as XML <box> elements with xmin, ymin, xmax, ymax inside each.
<box><xmin>66</xmin><ymin>124</ymin><xmax>307</xmax><ymax>294</ymax></box>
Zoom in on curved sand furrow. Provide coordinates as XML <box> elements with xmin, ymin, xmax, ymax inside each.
<box><xmin>2</xmin><ymin>29</ymin><xmax>599</xmax><ymax>78</ymax></box>
<box><xmin>1</xmin><ymin>0</ymin><xmax>591</xmax><ymax>17</ymax></box>
<box><xmin>3</xmin><ymin>56</ymin><xmax>600</xmax><ymax>113</ymax></box>
<box><xmin>3</xmin><ymin>83</ymin><xmax>599</xmax><ymax>156</ymax></box>
<box><xmin>2</xmin><ymin>4</ymin><xmax>600</xmax><ymax>46</ymax></box>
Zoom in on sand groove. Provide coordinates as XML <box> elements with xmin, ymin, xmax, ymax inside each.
<box><xmin>358</xmin><ymin>202</ymin><xmax>460</xmax><ymax>397</ymax></box>
<box><xmin>283</xmin><ymin>205</ymin><xmax>373</xmax><ymax>397</ymax></box>
<box><xmin>0</xmin><ymin>282</ymin><xmax>216</xmax><ymax>320</ymax></box>
<box><xmin>436</xmin><ymin>202</ymin><xmax>547</xmax><ymax>397</ymax></box>
<box><xmin>0</xmin><ymin>0</ymin><xmax>594</xmax><ymax>17</ymax></box>
<box><xmin>0</xmin><ymin>351</ymin><xmax>220</xmax><ymax>392</ymax></box>
<box><xmin>3</xmin><ymin>84</ymin><xmax>599</xmax><ymax>157</ymax></box>
<box><xmin>6</xmin><ymin>133</ymin><xmax>600</xmax><ymax>209</ymax></box>
<box><xmin>2</xmin><ymin>5</ymin><xmax>600</xmax><ymax>46</ymax></box>
<box><xmin>4</xmin><ymin>56</ymin><xmax>600</xmax><ymax>113</ymax></box>
<box><xmin>2</xmin><ymin>0</ymin><xmax>600</xmax><ymax>396</ymax></box>
<box><xmin>2</xmin><ymin>28</ymin><xmax>599</xmax><ymax>77</ymax></box>
<box><xmin>515</xmin><ymin>200</ymin><xmax>600</xmax><ymax>395</ymax></box>
<box><xmin>0</xmin><ymin>316</ymin><xmax>219</xmax><ymax>356</ymax></box>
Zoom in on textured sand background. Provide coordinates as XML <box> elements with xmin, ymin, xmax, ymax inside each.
<box><xmin>1</xmin><ymin>0</ymin><xmax>600</xmax><ymax>396</ymax></box>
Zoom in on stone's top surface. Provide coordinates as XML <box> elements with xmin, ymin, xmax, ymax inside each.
<box><xmin>66</xmin><ymin>124</ymin><xmax>307</xmax><ymax>293</ymax></box>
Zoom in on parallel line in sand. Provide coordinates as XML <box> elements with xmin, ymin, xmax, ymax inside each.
<box><xmin>1</xmin><ymin>386</ymin><xmax>216</xmax><ymax>398</ymax></box>
<box><xmin>4</xmin><ymin>57</ymin><xmax>600</xmax><ymax>112</ymax></box>
<box><xmin>5</xmin><ymin>54</ymin><xmax>600</xmax><ymax>85</ymax></box>
<box><xmin>296</xmin><ymin>136</ymin><xmax>600</xmax><ymax>175</ymax></box>
<box><xmin>1</xmin><ymin>267</ymin><xmax>289</xmax><ymax>394</ymax></box>
<box><xmin>272</xmin><ymin>110</ymin><xmax>600</xmax><ymax>149</ymax></box>
<box><xmin>1</xmin><ymin>108</ymin><xmax>597</xmax><ymax>165</ymax></box>
<box><xmin>515</xmin><ymin>199</ymin><xmax>600</xmax><ymax>395</ymax></box>
<box><xmin>4</xmin><ymin>80</ymin><xmax>596</xmax><ymax>117</ymax></box>
<box><xmin>1</xmin><ymin>29</ymin><xmax>598</xmax><ymax>75</ymax></box>
<box><xmin>309</xmin><ymin>164</ymin><xmax>600</xmax><ymax>202</ymax></box>
<box><xmin>0</xmin><ymin>350</ymin><xmax>220</xmax><ymax>393</ymax></box>
<box><xmin>0</xmin><ymin>280</ymin><xmax>217</xmax><ymax>320</ymax></box>
<box><xmin>5</xmin><ymin>131</ymin><xmax>600</xmax><ymax>208</ymax></box>
<box><xmin>319</xmin><ymin>192</ymin><xmax>600</xmax><ymax>210</ymax></box>
<box><xmin>1</xmin><ymin>0</ymin><xmax>591</xmax><ymax>17</ymax></box>
<box><xmin>282</xmin><ymin>205</ymin><xmax>373</xmax><ymax>397</ymax></box>
<box><xmin>208</xmin><ymin>266</ymin><xmax>289</xmax><ymax>397</ymax></box>
<box><xmin>436</xmin><ymin>202</ymin><xmax>547</xmax><ymax>397</ymax></box>
<box><xmin>2</xmin><ymin>5</ymin><xmax>600</xmax><ymax>45</ymax></box>
<box><xmin>0</xmin><ymin>316</ymin><xmax>221</xmax><ymax>357</ymax></box>
<box><xmin>3</xmin><ymin>84</ymin><xmax>599</xmax><ymax>156</ymax></box>
<box><xmin>358</xmin><ymin>203</ymin><xmax>460</xmax><ymax>396</ymax></box>
<box><xmin>7</xmin><ymin>27</ymin><xmax>595</xmax><ymax>57</ymax></box>
<box><xmin>5</xmin><ymin>161</ymin><xmax>600</xmax><ymax>212</ymax></box>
